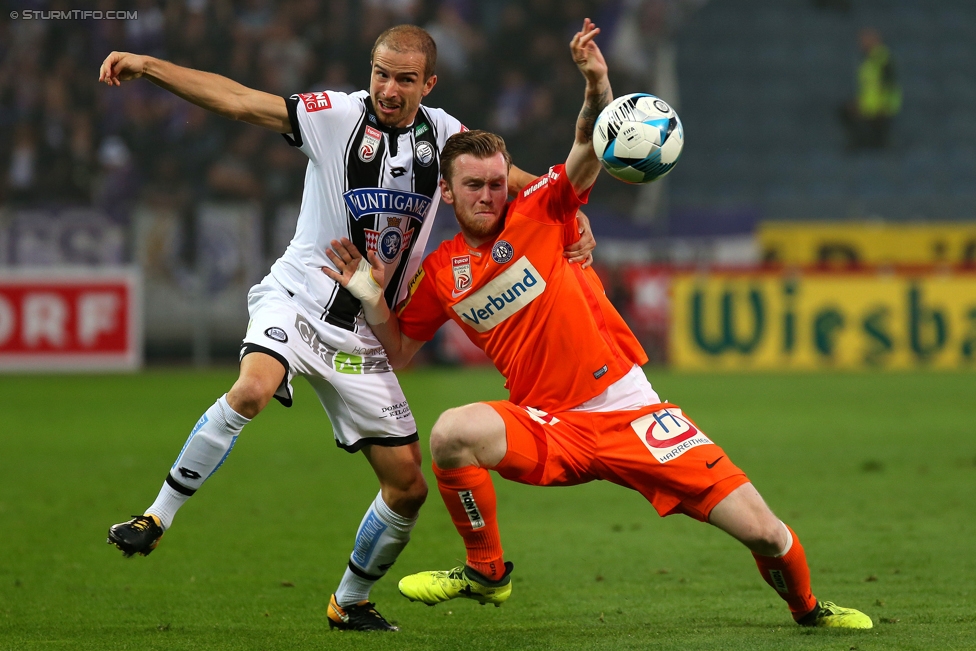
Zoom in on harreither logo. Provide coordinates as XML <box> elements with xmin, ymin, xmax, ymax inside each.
<box><xmin>452</xmin><ymin>256</ymin><xmax>546</xmax><ymax>333</ymax></box>
<box><xmin>342</xmin><ymin>188</ymin><xmax>432</xmax><ymax>224</ymax></box>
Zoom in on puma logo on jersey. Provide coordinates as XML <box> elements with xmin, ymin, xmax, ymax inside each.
<box><xmin>452</xmin><ymin>257</ymin><xmax>546</xmax><ymax>333</ymax></box>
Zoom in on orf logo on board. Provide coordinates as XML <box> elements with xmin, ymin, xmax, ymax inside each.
<box><xmin>630</xmin><ymin>407</ymin><xmax>713</xmax><ymax>463</ymax></box>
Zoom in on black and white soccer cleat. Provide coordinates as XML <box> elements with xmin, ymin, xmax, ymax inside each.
<box><xmin>107</xmin><ymin>514</ymin><xmax>164</xmax><ymax>557</ymax></box>
<box><xmin>327</xmin><ymin>594</ymin><xmax>399</xmax><ymax>632</ymax></box>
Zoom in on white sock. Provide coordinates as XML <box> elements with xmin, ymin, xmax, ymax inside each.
<box><xmin>335</xmin><ymin>491</ymin><xmax>417</xmax><ymax>606</ymax></box>
<box><xmin>145</xmin><ymin>395</ymin><xmax>250</xmax><ymax>530</ymax></box>
<box><xmin>773</xmin><ymin>521</ymin><xmax>794</xmax><ymax>558</ymax></box>
<box><xmin>145</xmin><ymin>482</ymin><xmax>188</xmax><ymax>531</ymax></box>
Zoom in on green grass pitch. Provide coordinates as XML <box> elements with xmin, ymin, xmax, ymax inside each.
<box><xmin>1</xmin><ymin>368</ymin><xmax>974</xmax><ymax>650</ymax></box>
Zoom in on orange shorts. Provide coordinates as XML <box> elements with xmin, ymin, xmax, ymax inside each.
<box><xmin>488</xmin><ymin>401</ymin><xmax>749</xmax><ymax>522</ymax></box>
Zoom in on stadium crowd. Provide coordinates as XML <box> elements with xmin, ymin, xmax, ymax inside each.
<box><xmin>0</xmin><ymin>0</ymin><xmax>655</xmax><ymax>231</ymax></box>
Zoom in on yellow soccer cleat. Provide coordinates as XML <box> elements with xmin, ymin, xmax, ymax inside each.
<box><xmin>798</xmin><ymin>601</ymin><xmax>874</xmax><ymax>629</ymax></box>
<box><xmin>398</xmin><ymin>562</ymin><xmax>514</xmax><ymax>607</ymax></box>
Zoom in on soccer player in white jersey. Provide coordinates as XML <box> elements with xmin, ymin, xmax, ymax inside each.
<box><xmin>97</xmin><ymin>25</ymin><xmax>595</xmax><ymax>631</ymax></box>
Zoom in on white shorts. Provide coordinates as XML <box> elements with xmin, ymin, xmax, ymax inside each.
<box><xmin>241</xmin><ymin>276</ymin><xmax>417</xmax><ymax>452</ymax></box>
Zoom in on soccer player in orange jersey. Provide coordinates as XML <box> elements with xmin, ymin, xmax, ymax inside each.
<box><xmin>322</xmin><ymin>19</ymin><xmax>872</xmax><ymax>629</ymax></box>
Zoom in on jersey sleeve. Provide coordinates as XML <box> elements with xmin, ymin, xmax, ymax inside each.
<box><xmin>426</xmin><ymin>106</ymin><xmax>466</xmax><ymax>149</ymax></box>
<box><xmin>513</xmin><ymin>164</ymin><xmax>592</xmax><ymax>227</ymax></box>
<box><xmin>281</xmin><ymin>90</ymin><xmax>358</xmax><ymax>165</ymax></box>
<box><xmin>396</xmin><ymin>259</ymin><xmax>450</xmax><ymax>342</ymax></box>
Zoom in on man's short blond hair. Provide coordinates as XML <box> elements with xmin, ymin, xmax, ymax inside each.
<box><xmin>371</xmin><ymin>25</ymin><xmax>438</xmax><ymax>79</ymax></box>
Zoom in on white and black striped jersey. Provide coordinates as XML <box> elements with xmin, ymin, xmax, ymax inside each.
<box><xmin>270</xmin><ymin>89</ymin><xmax>464</xmax><ymax>333</ymax></box>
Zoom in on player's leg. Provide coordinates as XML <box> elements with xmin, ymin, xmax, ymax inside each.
<box><xmin>398</xmin><ymin>402</ymin><xmax>516</xmax><ymax>606</ymax></box>
<box><xmin>306</xmin><ymin>354</ymin><xmax>423</xmax><ymax>631</ymax></box>
<box><xmin>708</xmin><ymin>482</ymin><xmax>813</xmax><ymax>613</ymax></box>
<box><xmin>329</xmin><ymin>441</ymin><xmax>427</xmax><ymax>629</ymax></box>
<box><xmin>594</xmin><ymin>403</ymin><xmax>872</xmax><ymax>628</ymax></box>
<box><xmin>708</xmin><ymin>483</ymin><xmax>872</xmax><ymax>628</ymax></box>
<box><xmin>399</xmin><ymin>402</ymin><xmax>597</xmax><ymax>607</ymax></box>
<box><xmin>107</xmin><ymin>351</ymin><xmax>284</xmax><ymax>556</ymax></box>
<box><xmin>429</xmin><ymin>403</ymin><xmax>508</xmax><ymax>579</ymax></box>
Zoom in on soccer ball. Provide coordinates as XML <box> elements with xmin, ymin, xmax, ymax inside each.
<box><xmin>593</xmin><ymin>93</ymin><xmax>684</xmax><ymax>184</ymax></box>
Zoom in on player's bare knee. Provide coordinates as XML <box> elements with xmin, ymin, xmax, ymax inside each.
<box><xmin>383</xmin><ymin>470</ymin><xmax>428</xmax><ymax>517</ymax></box>
<box><xmin>763</xmin><ymin>518</ymin><xmax>790</xmax><ymax>554</ymax></box>
<box><xmin>401</xmin><ymin>472</ymin><xmax>429</xmax><ymax>512</ymax></box>
<box><xmin>745</xmin><ymin>516</ymin><xmax>789</xmax><ymax>556</ymax></box>
<box><xmin>227</xmin><ymin>376</ymin><xmax>275</xmax><ymax>419</ymax></box>
<box><xmin>430</xmin><ymin>408</ymin><xmax>472</xmax><ymax>464</ymax></box>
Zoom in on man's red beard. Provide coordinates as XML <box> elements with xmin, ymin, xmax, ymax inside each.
<box><xmin>457</xmin><ymin>210</ymin><xmax>504</xmax><ymax>240</ymax></box>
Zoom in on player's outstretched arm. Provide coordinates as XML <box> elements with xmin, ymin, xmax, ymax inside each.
<box><xmin>322</xmin><ymin>239</ymin><xmax>424</xmax><ymax>369</ymax></box>
<box><xmin>510</xmin><ymin>158</ymin><xmax>597</xmax><ymax>269</ymax></box>
<box><xmin>565</xmin><ymin>19</ymin><xmax>612</xmax><ymax>195</ymax></box>
<box><xmin>98</xmin><ymin>52</ymin><xmax>290</xmax><ymax>133</ymax></box>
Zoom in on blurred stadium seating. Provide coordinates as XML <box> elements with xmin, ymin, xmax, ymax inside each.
<box><xmin>674</xmin><ymin>0</ymin><xmax>976</xmax><ymax>224</ymax></box>
<box><xmin>1</xmin><ymin>0</ymin><xmax>974</xmax><ymax>367</ymax></box>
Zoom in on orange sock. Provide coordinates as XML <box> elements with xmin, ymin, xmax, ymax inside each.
<box><xmin>433</xmin><ymin>463</ymin><xmax>506</xmax><ymax>581</ymax></box>
<box><xmin>752</xmin><ymin>524</ymin><xmax>818</xmax><ymax>620</ymax></box>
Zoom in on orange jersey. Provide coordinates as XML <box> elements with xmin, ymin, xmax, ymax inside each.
<box><xmin>397</xmin><ymin>165</ymin><xmax>647</xmax><ymax>411</ymax></box>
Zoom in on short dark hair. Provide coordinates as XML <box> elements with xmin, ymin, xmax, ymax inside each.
<box><xmin>371</xmin><ymin>25</ymin><xmax>438</xmax><ymax>80</ymax></box>
<box><xmin>440</xmin><ymin>130</ymin><xmax>512</xmax><ymax>183</ymax></box>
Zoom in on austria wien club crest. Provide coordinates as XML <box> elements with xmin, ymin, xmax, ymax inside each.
<box><xmin>492</xmin><ymin>240</ymin><xmax>515</xmax><ymax>264</ymax></box>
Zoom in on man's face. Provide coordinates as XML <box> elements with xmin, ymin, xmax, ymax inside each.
<box><xmin>859</xmin><ymin>29</ymin><xmax>880</xmax><ymax>54</ymax></box>
<box><xmin>441</xmin><ymin>153</ymin><xmax>510</xmax><ymax>245</ymax></box>
<box><xmin>369</xmin><ymin>45</ymin><xmax>437</xmax><ymax>128</ymax></box>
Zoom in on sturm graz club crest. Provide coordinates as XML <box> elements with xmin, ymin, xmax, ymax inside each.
<box><xmin>414</xmin><ymin>140</ymin><xmax>435</xmax><ymax>167</ymax></box>
<box><xmin>491</xmin><ymin>240</ymin><xmax>514</xmax><ymax>264</ymax></box>
<box><xmin>264</xmin><ymin>327</ymin><xmax>288</xmax><ymax>343</ymax></box>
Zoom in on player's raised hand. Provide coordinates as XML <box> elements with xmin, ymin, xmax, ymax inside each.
<box><xmin>322</xmin><ymin>238</ymin><xmax>387</xmax><ymax>290</ymax></box>
<box><xmin>323</xmin><ymin>238</ymin><xmax>390</xmax><ymax>325</ymax></box>
<box><xmin>570</xmin><ymin>18</ymin><xmax>608</xmax><ymax>84</ymax></box>
<box><xmin>98</xmin><ymin>51</ymin><xmax>148</xmax><ymax>87</ymax></box>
